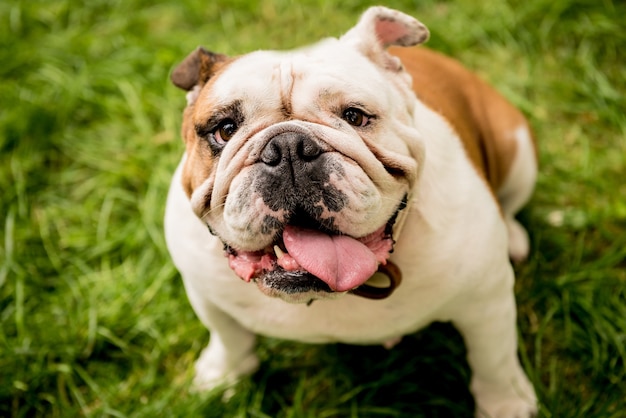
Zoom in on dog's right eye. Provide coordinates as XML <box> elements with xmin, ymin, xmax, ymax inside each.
<box><xmin>213</xmin><ymin>119</ymin><xmax>238</xmax><ymax>143</ymax></box>
<box><xmin>342</xmin><ymin>107</ymin><xmax>371</xmax><ymax>127</ymax></box>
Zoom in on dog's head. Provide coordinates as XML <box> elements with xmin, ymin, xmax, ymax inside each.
<box><xmin>171</xmin><ymin>7</ymin><xmax>428</xmax><ymax>303</ymax></box>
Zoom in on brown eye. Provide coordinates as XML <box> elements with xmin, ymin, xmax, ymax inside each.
<box><xmin>214</xmin><ymin>119</ymin><xmax>238</xmax><ymax>143</ymax></box>
<box><xmin>342</xmin><ymin>107</ymin><xmax>370</xmax><ymax>127</ymax></box>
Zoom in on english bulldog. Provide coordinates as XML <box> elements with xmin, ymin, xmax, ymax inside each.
<box><xmin>164</xmin><ymin>6</ymin><xmax>538</xmax><ymax>417</ymax></box>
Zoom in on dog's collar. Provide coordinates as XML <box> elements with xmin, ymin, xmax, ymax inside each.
<box><xmin>392</xmin><ymin>192</ymin><xmax>412</xmax><ymax>245</ymax></box>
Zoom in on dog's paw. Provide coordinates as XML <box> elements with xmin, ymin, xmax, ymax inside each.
<box><xmin>191</xmin><ymin>342</ymin><xmax>260</xmax><ymax>392</ymax></box>
<box><xmin>506</xmin><ymin>218</ymin><xmax>530</xmax><ymax>264</ymax></box>
<box><xmin>472</xmin><ymin>376</ymin><xmax>537</xmax><ymax>418</ymax></box>
<box><xmin>475</xmin><ymin>398</ymin><xmax>537</xmax><ymax>418</ymax></box>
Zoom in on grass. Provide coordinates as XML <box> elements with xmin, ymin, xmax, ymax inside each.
<box><xmin>1</xmin><ymin>0</ymin><xmax>624</xmax><ymax>416</ymax></box>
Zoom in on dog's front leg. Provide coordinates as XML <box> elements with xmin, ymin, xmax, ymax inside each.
<box><xmin>189</xmin><ymin>298</ymin><xmax>259</xmax><ymax>392</ymax></box>
<box><xmin>453</xmin><ymin>269</ymin><xmax>537</xmax><ymax>418</ymax></box>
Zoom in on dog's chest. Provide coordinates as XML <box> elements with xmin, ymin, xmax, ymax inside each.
<box><xmin>206</xmin><ymin>264</ymin><xmax>448</xmax><ymax>344</ymax></box>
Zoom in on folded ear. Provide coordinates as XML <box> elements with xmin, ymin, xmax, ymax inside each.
<box><xmin>170</xmin><ymin>47</ymin><xmax>228</xmax><ymax>91</ymax></box>
<box><xmin>340</xmin><ymin>6</ymin><xmax>429</xmax><ymax>72</ymax></box>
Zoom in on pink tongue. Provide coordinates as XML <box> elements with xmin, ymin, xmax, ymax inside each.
<box><xmin>282</xmin><ymin>225</ymin><xmax>378</xmax><ymax>292</ymax></box>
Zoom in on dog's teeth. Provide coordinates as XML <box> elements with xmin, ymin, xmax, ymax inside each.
<box><xmin>274</xmin><ymin>245</ymin><xmax>285</xmax><ymax>259</ymax></box>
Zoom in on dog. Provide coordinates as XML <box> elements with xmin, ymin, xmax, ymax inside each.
<box><xmin>164</xmin><ymin>6</ymin><xmax>538</xmax><ymax>417</ymax></box>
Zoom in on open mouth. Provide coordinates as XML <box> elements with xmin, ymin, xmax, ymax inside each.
<box><xmin>224</xmin><ymin>197</ymin><xmax>406</xmax><ymax>299</ymax></box>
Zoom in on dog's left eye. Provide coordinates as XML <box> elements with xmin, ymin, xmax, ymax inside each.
<box><xmin>213</xmin><ymin>119</ymin><xmax>238</xmax><ymax>143</ymax></box>
<box><xmin>342</xmin><ymin>107</ymin><xmax>370</xmax><ymax>127</ymax></box>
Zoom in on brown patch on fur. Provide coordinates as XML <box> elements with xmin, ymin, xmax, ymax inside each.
<box><xmin>171</xmin><ymin>50</ymin><xmax>244</xmax><ymax>198</ymax></box>
<box><xmin>180</xmin><ymin>141</ymin><xmax>213</xmax><ymax>198</ymax></box>
<box><xmin>391</xmin><ymin>46</ymin><xmax>536</xmax><ymax>194</ymax></box>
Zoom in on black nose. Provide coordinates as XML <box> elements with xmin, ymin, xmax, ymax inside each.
<box><xmin>260</xmin><ymin>132</ymin><xmax>322</xmax><ymax>167</ymax></box>
<box><xmin>255</xmin><ymin>131</ymin><xmax>345</xmax><ymax>215</ymax></box>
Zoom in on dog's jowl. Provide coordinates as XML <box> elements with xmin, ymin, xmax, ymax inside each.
<box><xmin>165</xmin><ymin>6</ymin><xmax>538</xmax><ymax>417</ymax></box>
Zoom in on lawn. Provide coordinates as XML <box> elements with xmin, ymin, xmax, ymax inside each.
<box><xmin>1</xmin><ymin>0</ymin><xmax>625</xmax><ymax>416</ymax></box>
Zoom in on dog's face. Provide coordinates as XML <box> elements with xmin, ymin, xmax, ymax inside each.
<box><xmin>172</xmin><ymin>8</ymin><xmax>429</xmax><ymax>303</ymax></box>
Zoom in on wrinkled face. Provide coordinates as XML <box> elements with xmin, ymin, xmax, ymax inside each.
<box><xmin>178</xmin><ymin>38</ymin><xmax>425</xmax><ymax>303</ymax></box>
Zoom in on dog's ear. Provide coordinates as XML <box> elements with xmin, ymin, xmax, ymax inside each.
<box><xmin>341</xmin><ymin>7</ymin><xmax>429</xmax><ymax>72</ymax></box>
<box><xmin>171</xmin><ymin>47</ymin><xmax>228</xmax><ymax>91</ymax></box>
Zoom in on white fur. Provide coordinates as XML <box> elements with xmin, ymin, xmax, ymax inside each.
<box><xmin>497</xmin><ymin>125</ymin><xmax>538</xmax><ymax>263</ymax></box>
<box><xmin>165</xmin><ymin>7</ymin><xmax>536</xmax><ymax>417</ymax></box>
<box><xmin>164</xmin><ymin>106</ymin><xmax>537</xmax><ymax>416</ymax></box>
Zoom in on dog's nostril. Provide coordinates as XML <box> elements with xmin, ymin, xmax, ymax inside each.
<box><xmin>260</xmin><ymin>141</ymin><xmax>282</xmax><ymax>166</ymax></box>
<box><xmin>297</xmin><ymin>138</ymin><xmax>322</xmax><ymax>162</ymax></box>
<box><xmin>260</xmin><ymin>132</ymin><xmax>322</xmax><ymax>167</ymax></box>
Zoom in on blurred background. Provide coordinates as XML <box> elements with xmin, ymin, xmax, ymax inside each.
<box><xmin>1</xmin><ymin>0</ymin><xmax>624</xmax><ymax>416</ymax></box>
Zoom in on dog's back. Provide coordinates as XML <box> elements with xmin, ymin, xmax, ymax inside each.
<box><xmin>395</xmin><ymin>46</ymin><xmax>537</xmax><ymax>261</ymax></box>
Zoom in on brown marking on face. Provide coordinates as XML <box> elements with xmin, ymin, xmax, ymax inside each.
<box><xmin>175</xmin><ymin>57</ymin><xmax>242</xmax><ymax>198</ymax></box>
<box><xmin>390</xmin><ymin>46</ymin><xmax>537</xmax><ymax>195</ymax></box>
<box><xmin>180</xmin><ymin>140</ymin><xmax>214</xmax><ymax>198</ymax></box>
